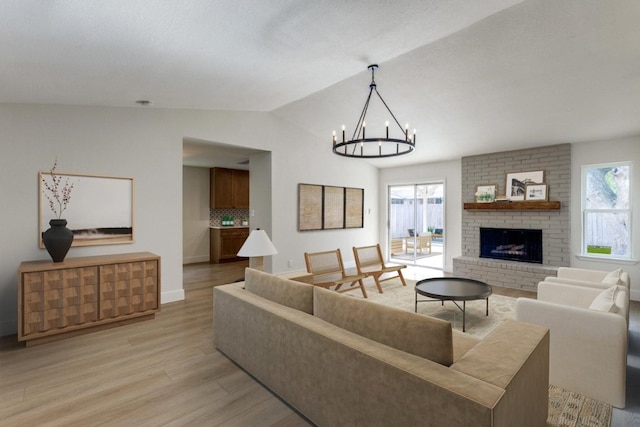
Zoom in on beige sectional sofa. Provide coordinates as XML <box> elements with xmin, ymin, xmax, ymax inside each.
<box><xmin>213</xmin><ymin>268</ymin><xmax>550</xmax><ymax>427</ymax></box>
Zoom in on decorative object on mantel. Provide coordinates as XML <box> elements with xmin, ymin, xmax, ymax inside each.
<box><xmin>475</xmin><ymin>184</ymin><xmax>496</xmax><ymax>203</ymax></box>
<box><xmin>40</xmin><ymin>159</ymin><xmax>74</xmax><ymax>262</ymax></box>
<box><xmin>464</xmin><ymin>201</ymin><xmax>561</xmax><ymax>210</ymax></box>
<box><xmin>525</xmin><ymin>183</ymin><xmax>548</xmax><ymax>201</ymax></box>
<box><xmin>506</xmin><ymin>170</ymin><xmax>544</xmax><ymax>201</ymax></box>
<box><xmin>332</xmin><ymin>64</ymin><xmax>415</xmax><ymax>158</ymax></box>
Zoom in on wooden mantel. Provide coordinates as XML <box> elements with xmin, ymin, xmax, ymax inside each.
<box><xmin>463</xmin><ymin>201</ymin><xmax>561</xmax><ymax>210</ymax></box>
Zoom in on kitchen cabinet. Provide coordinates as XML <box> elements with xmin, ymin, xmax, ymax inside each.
<box><xmin>210</xmin><ymin>227</ymin><xmax>250</xmax><ymax>263</ymax></box>
<box><xmin>18</xmin><ymin>252</ymin><xmax>160</xmax><ymax>346</ymax></box>
<box><xmin>210</xmin><ymin>168</ymin><xmax>249</xmax><ymax>209</ymax></box>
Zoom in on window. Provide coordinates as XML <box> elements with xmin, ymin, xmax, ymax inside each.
<box><xmin>582</xmin><ymin>162</ymin><xmax>632</xmax><ymax>259</ymax></box>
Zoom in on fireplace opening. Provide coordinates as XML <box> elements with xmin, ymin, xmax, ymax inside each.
<box><xmin>480</xmin><ymin>227</ymin><xmax>542</xmax><ymax>263</ymax></box>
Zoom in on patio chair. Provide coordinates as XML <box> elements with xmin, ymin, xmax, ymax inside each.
<box><xmin>304</xmin><ymin>249</ymin><xmax>368</xmax><ymax>298</ymax></box>
<box><xmin>406</xmin><ymin>234</ymin><xmax>432</xmax><ymax>255</ymax></box>
<box><xmin>353</xmin><ymin>244</ymin><xmax>407</xmax><ymax>293</ymax></box>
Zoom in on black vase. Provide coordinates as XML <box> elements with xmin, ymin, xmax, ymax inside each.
<box><xmin>42</xmin><ymin>219</ymin><xmax>74</xmax><ymax>262</ymax></box>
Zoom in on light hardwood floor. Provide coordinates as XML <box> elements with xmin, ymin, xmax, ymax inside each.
<box><xmin>1</xmin><ymin>261</ymin><xmax>638</xmax><ymax>426</ymax></box>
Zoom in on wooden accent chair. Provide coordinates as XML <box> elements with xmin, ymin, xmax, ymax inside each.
<box><xmin>353</xmin><ymin>244</ymin><xmax>407</xmax><ymax>293</ymax></box>
<box><xmin>304</xmin><ymin>249</ymin><xmax>368</xmax><ymax>298</ymax></box>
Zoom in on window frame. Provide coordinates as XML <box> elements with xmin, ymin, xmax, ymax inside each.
<box><xmin>581</xmin><ymin>161</ymin><xmax>633</xmax><ymax>260</ymax></box>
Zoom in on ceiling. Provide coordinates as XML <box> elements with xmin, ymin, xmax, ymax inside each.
<box><xmin>2</xmin><ymin>0</ymin><xmax>640</xmax><ymax>168</ymax></box>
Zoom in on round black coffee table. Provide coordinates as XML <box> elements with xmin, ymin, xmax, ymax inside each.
<box><xmin>415</xmin><ymin>277</ymin><xmax>492</xmax><ymax>332</ymax></box>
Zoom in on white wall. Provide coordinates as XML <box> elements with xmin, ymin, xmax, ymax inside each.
<box><xmin>571</xmin><ymin>136</ymin><xmax>640</xmax><ymax>300</ymax></box>
<box><xmin>0</xmin><ymin>103</ymin><xmax>379</xmax><ymax>336</ymax></box>
<box><xmin>269</xmin><ymin>127</ymin><xmax>380</xmax><ymax>274</ymax></box>
<box><xmin>182</xmin><ymin>166</ymin><xmax>210</xmax><ymax>264</ymax></box>
<box><xmin>379</xmin><ymin>160</ymin><xmax>462</xmax><ymax>273</ymax></box>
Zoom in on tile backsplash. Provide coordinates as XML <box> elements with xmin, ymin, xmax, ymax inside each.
<box><xmin>210</xmin><ymin>208</ymin><xmax>249</xmax><ymax>227</ymax></box>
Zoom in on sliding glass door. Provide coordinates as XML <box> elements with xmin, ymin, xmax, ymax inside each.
<box><xmin>388</xmin><ymin>183</ymin><xmax>444</xmax><ymax>269</ymax></box>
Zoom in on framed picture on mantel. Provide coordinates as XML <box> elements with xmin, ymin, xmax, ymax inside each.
<box><xmin>506</xmin><ymin>170</ymin><xmax>544</xmax><ymax>201</ymax></box>
<box><xmin>525</xmin><ymin>183</ymin><xmax>548</xmax><ymax>201</ymax></box>
<box><xmin>475</xmin><ymin>184</ymin><xmax>496</xmax><ymax>203</ymax></box>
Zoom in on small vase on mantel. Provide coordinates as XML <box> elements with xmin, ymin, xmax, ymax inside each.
<box><xmin>42</xmin><ymin>219</ymin><xmax>74</xmax><ymax>263</ymax></box>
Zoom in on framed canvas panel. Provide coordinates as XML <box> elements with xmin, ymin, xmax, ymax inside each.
<box><xmin>39</xmin><ymin>172</ymin><xmax>134</xmax><ymax>247</ymax></box>
<box><xmin>298</xmin><ymin>184</ymin><xmax>323</xmax><ymax>231</ymax></box>
<box><xmin>525</xmin><ymin>183</ymin><xmax>548</xmax><ymax>201</ymax></box>
<box><xmin>475</xmin><ymin>184</ymin><xmax>496</xmax><ymax>203</ymax></box>
<box><xmin>323</xmin><ymin>186</ymin><xmax>345</xmax><ymax>229</ymax></box>
<box><xmin>506</xmin><ymin>170</ymin><xmax>544</xmax><ymax>201</ymax></box>
<box><xmin>345</xmin><ymin>187</ymin><xmax>364</xmax><ymax>228</ymax></box>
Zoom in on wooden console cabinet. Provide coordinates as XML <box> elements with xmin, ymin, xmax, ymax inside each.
<box><xmin>18</xmin><ymin>252</ymin><xmax>160</xmax><ymax>346</ymax></box>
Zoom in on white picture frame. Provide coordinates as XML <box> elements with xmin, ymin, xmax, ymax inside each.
<box><xmin>525</xmin><ymin>183</ymin><xmax>548</xmax><ymax>201</ymax></box>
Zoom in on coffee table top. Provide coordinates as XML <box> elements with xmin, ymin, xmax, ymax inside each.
<box><xmin>415</xmin><ymin>277</ymin><xmax>492</xmax><ymax>301</ymax></box>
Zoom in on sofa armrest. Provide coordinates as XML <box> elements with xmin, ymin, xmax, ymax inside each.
<box><xmin>450</xmin><ymin>319</ymin><xmax>550</xmax><ymax>427</ymax></box>
<box><xmin>516</xmin><ymin>297</ymin><xmax>627</xmax><ymax>407</ymax></box>
<box><xmin>537</xmin><ymin>281</ymin><xmax>603</xmax><ymax>308</ymax></box>
<box><xmin>553</xmin><ymin>267</ymin><xmax>630</xmax><ymax>289</ymax></box>
<box><xmin>544</xmin><ymin>276</ymin><xmax>611</xmax><ymax>290</ymax></box>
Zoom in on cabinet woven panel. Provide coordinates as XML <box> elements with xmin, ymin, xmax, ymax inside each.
<box><xmin>99</xmin><ymin>261</ymin><xmax>158</xmax><ymax>320</ymax></box>
<box><xmin>22</xmin><ymin>267</ymin><xmax>99</xmax><ymax>336</ymax></box>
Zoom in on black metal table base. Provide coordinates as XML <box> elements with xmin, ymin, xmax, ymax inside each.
<box><xmin>414</xmin><ymin>277</ymin><xmax>492</xmax><ymax>332</ymax></box>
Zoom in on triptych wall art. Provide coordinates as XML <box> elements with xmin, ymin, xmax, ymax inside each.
<box><xmin>298</xmin><ymin>184</ymin><xmax>364</xmax><ymax>231</ymax></box>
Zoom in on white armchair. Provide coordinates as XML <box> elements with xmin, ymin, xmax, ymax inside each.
<box><xmin>516</xmin><ymin>281</ymin><xmax>629</xmax><ymax>408</ymax></box>
<box><xmin>545</xmin><ymin>267</ymin><xmax>630</xmax><ymax>290</ymax></box>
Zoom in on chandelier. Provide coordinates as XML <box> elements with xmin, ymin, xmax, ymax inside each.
<box><xmin>333</xmin><ymin>64</ymin><xmax>415</xmax><ymax>158</ymax></box>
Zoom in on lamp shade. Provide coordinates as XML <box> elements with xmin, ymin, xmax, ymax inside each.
<box><xmin>237</xmin><ymin>229</ymin><xmax>278</xmax><ymax>257</ymax></box>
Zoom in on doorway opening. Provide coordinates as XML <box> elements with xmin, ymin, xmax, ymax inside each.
<box><xmin>388</xmin><ymin>183</ymin><xmax>444</xmax><ymax>269</ymax></box>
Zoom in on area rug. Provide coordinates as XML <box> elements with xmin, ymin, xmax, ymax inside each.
<box><xmin>349</xmin><ymin>278</ymin><xmax>613</xmax><ymax>426</ymax></box>
<box><xmin>352</xmin><ymin>278</ymin><xmax>514</xmax><ymax>338</ymax></box>
<box><xmin>548</xmin><ymin>384</ymin><xmax>612</xmax><ymax>427</ymax></box>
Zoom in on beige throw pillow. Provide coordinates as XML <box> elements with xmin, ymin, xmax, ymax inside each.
<box><xmin>589</xmin><ymin>285</ymin><xmax>619</xmax><ymax>313</ymax></box>
<box><xmin>602</xmin><ymin>268</ymin><xmax>623</xmax><ymax>286</ymax></box>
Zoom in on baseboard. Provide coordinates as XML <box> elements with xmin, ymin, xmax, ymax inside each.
<box><xmin>162</xmin><ymin>289</ymin><xmax>185</xmax><ymax>304</ymax></box>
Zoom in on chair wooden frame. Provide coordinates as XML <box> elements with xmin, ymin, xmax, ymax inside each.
<box><xmin>304</xmin><ymin>249</ymin><xmax>368</xmax><ymax>298</ymax></box>
<box><xmin>405</xmin><ymin>234</ymin><xmax>432</xmax><ymax>255</ymax></box>
<box><xmin>353</xmin><ymin>244</ymin><xmax>407</xmax><ymax>293</ymax></box>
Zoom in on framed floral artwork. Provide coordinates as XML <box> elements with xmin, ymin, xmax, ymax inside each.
<box><xmin>475</xmin><ymin>184</ymin><xmax>497</xmax><ymax>202</ymax></box>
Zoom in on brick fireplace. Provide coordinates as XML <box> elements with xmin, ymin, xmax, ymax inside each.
<box><xmin>453</xmin><ymin>144</ymin><xmax>571</xmax><ymax>292</ymax></box>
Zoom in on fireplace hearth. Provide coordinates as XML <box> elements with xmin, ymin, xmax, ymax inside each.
<box><xmin>480</xmin><ymin>227</ymin><xmax>542</xmax><ymax>264</ymax></box>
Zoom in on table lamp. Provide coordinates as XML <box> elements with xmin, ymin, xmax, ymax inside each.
<box><xmin>237</xmin><ymin>229</ymin><xmax>278</xmax><ymax>271</ymax></box>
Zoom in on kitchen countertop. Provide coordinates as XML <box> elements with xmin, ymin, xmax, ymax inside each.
<box><xmin>210</xmin><ymin>226</ymin><xmax>250</xmax><ymax>229</ymax></box>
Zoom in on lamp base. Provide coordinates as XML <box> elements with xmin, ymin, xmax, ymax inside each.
<box><xmin>249</xmin><ymin>256</ymin><xmax>265</xmax><ymax>271</ymax></box>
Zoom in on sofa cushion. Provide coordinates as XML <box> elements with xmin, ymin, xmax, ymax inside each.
<box><xmin>589</xmin><ymin>285</ymin><xmax>619</xmax><ymax>313</ymax></box>
<box><xmin>244</xmin><ymin>268</ymin><xmax>314</xmax><ymax>314</ymax></box>
<box><xmin>313</xmin><ymin>287</ymin><xmax>454</xmax><ymax>366</ymax></box>
<box><xmin>602</xmin><ymin>268</ymin><xmax>624</xmax><ymax>286</ymax></box>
